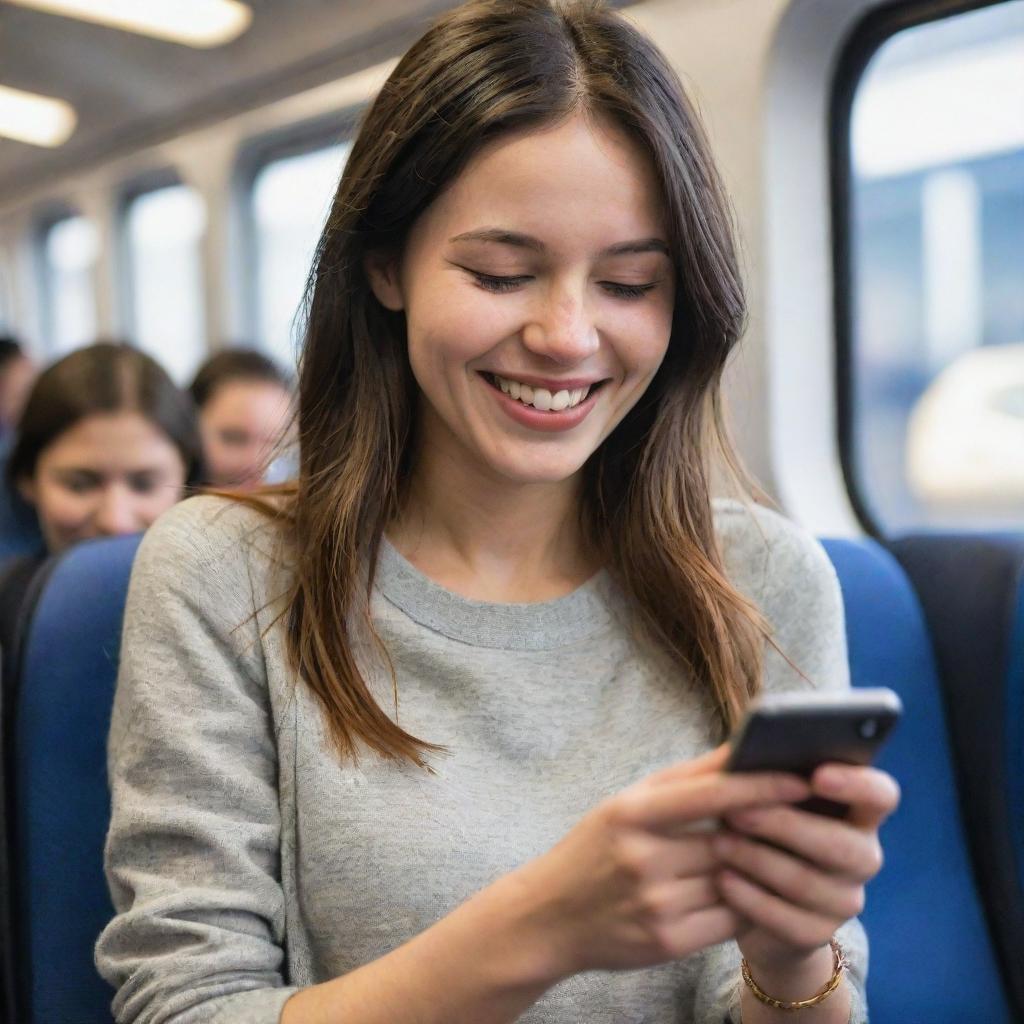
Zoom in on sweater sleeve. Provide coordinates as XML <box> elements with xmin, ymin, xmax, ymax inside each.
<box><xmin>94</xmin><ymin>498</ymin><xmax>299</xmax><ymax>1024</ymax></box>
<box><xmin>695</xmin><ymin>506</ymin><xmax>870</xmax><ymax>1023</ymax></box>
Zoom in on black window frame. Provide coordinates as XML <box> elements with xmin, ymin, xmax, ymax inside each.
<box><xmin>829</xmin><ymin>0</ymin><xmax>1014</xmax><ymax>539</ymax></box>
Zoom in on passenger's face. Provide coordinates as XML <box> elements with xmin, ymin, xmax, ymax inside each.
<box><xmin>199</xmin><ymin>380</ymin><xmax>292</xmax><ymax>489</ymax></box>
<box><xmin>21</xmin><ymin>411</ymin><xmax>188</xmax><ymax>554</ymax></box>
<box><xmin>367</xmin><ymin>112</ymin><xmax>675</xmax><ymax>487</ymax></box>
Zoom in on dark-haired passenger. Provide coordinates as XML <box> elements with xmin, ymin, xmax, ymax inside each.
<box><xmin>0</xmin><ymin>340</ymin><xmax>201</xmax><ymax>726</ymax></box>
<box><xmin>98</xmin><ymin>4</ymin><xmax>898</xmax><ymax>1023</ymax></box>
<box><xmin>9</xmin><ymin>342</ymin><xmax>201</xmax><ymax>555</ymax></box>
<box><xmin>0</xmin><ymin>336</ymin><xmax>36</xmax><ymax>443</ymax></box>
<box><xmin>189</xmin><ymin>348</ymin><xmax>293</xmax><ymax>489</ymax></box>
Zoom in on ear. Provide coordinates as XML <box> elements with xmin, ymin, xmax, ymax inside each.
<box><xmin>364</xmin><ymin>250</ymin><xmax>406</xmax><ymax>312</ymax></box>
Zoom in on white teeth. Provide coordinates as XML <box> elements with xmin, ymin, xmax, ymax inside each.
<box><xmin>491</xmin><ymin>374</ymin><xmax>593</xmax><ymax>411</ymax></box>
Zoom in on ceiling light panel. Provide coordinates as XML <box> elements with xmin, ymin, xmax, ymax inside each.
<box><xmin>0</xmin><ymin>85</ymin><xmax>77</xmax><ymax>147</ymax></box>
<box><xmin>8</xmin><ymin>0</ymin><xmax>253</xmax><ymax>48</ymax></box>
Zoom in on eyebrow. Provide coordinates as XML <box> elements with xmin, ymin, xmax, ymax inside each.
<box><xmin>449</xmin><ymin>228</ymin><xmax>670</xmax><ymax>257</ymax></box>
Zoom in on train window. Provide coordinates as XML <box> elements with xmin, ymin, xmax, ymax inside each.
<box><xmin>124</xmin><ymin>182</ymin><xmax>206</xmax><ymax>385</ymax></box>
<box><xmin>250</xmin><ymin>142</ymin><xmax>350</xmax><ymax>369</ymax></box>
<box><xmin>838</xmin><ymin>1</ymin><xmax>1024</xmax><ymax>533</ymax></box>
<box><xmin>39</xmin><ymin>213</ymin><xmax>99</xmax><ymax>355</ymax></box>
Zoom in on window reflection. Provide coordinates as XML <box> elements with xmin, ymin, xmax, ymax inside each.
<box><xmin>125</xmin><ymin>184</ymin><xmax>206</xmax><ymax>385</ymax></box>
<box><xmin>251</xmin><ymin>142</ymin><xmax>350</xmax><ymax>370</ymax></box>
<box><xmin>849</xmin><ymin>1</ymin><xmax>1024</xmax><ymax>531</ymax></box>
<box><xmin>41</xmin><ymin>214</ymin><xmax>98</xmax><ymax>355</ymax></box>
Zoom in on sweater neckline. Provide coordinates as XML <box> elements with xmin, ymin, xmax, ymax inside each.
<box><xmin>374</xmin><ymin>536</ymin><xmax>618</xmax><ymax>651</ymax></box>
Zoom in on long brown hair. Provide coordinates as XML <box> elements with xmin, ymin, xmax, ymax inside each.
<box><xmin>252</xmin><ymin>0</ymin><xmax>784</xmax><ymax>771</ymax></box>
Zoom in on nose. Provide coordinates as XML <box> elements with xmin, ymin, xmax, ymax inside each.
<box><xmin>92</xmin><ymin>485</ymin><xmax>141</xmax><ymax>537</ymax></box>
<box><xmin>522</xmin><ymin>284</ymin><xmax>600</xmax><ymax>365</ymax></box>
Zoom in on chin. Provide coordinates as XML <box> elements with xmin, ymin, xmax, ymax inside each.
<box><xmin>485</xmin><ymin>450</ymin><xmax>590</xmax><ymax>487</ymax></box>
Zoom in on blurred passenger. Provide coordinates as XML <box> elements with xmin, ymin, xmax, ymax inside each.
<box><xmin>188</xmin><ymin>348</ymin><xmax>293</xmax><ymax>489</ymax></box>
<box><xmin>7</xmin><ymin>342</ymin><xmax>201</xmax><ymax>558</ymax></box>
<box><xmin>0</xmin><ymin>336</ymin><xmax>36</xmax><ymax>442</ymax></box>
<box><xmin>0</xmin><ymin>341</ymin><xmax>201</xmax><ymax>712</ymax></box>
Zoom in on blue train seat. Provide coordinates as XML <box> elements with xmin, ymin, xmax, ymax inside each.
<box><xmin>822</xmin><ymin>537</ymin><xmax>1013</xmax><ymax>1023</ymax></box>
<box><xmin>9</xmin><ymin>533</ymin><xmax>141</xmax><ymax>1024</ymax></box>
<box><xmin>0</xmin><ymin>466</ymin><xmax>43</xmax><ymax>565</ymax></box>
<box><xmin>888</xmin><ymin>533</ymin><xmax>1024</xmax><ymax>1020</ymax></box>
<box><xmin>2</xmin><ymin>527</ymin><xmax>1015</xmax><ymax>1022</ymax></box>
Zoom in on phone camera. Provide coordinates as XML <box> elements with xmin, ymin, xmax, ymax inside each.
<box><xmin>858</xmin><ymin>718</ymin><xmax>879</xmax><ymax>740</ymax></box>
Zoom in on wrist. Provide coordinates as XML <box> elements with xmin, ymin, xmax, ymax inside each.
<box><xmin>463</xmin><ymin>866</ymin><xmax>574</xmax><ymax>992</ymax></box>
<box><xmin>742</xmin><ymin>943</ymin><xmax>837</xmax><ymax>1003</ymax></box>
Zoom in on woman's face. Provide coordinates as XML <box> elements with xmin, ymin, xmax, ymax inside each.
<box><xmin>20</xmin><ymin>411</ymin><xmax>188</xmax><ymax>554</ymax></box>
<box><xmin>367</xmin><ymin>111</ymin><xmax>675</xmax><ymax>487</ymax></box>
<box><xmin>199</xmin><ymin>379</ymin><xmax>292</xmax><ymax>489</ymax></box>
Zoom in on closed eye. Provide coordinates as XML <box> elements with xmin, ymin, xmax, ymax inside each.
<box><xmin>470</xmin><ymin>271</ymin><xmax>532</xmax><ymax>293</ymax></box>
<box><xmin>467</xmin><ymin>269</ymin><xmax>658</xmax><ymax>300</ymax></box>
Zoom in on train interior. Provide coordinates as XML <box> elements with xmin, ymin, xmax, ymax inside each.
<box><xmin>0</xmin><ymin>0</ymin><xmax>1021</xmax><ymax>1021</ymax></box>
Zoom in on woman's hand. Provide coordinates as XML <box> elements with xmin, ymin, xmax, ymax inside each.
<box><xmin>712</xmin><ymin>762</ymin><xmax>901</xmax><ymax>976</ymax></box>
<box><xmin>507</xmin><ymin>745</ymin><xmax>813</xmax><ymax>979</ymax></box>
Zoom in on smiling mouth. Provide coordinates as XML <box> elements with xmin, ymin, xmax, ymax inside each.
<box><xmin>481</xmin><ymin>372</ymin><xmax>609</xmax><ymax>412</ymax></box>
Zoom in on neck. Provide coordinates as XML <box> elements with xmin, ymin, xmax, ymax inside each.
<box><xmin>387</xmin><ymin>441</ymin><xmax>598</xmax><ymax>604</ymax></box>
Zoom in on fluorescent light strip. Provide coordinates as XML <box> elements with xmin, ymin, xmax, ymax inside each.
<box><xmin>0</xmin><ymin>85</ymin><xmax>76</xmax><ymax>147</ymax></box>
<box><xmin>8</xmin><ymin>0</ymin><xmax>252</xmax><ymax>48</ymax></box>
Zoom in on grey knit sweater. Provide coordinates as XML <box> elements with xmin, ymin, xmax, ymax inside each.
<box><xmin>96</xmin><ymin>495</ymin><xmax>869</xmax><ymax>1024</ymax></box>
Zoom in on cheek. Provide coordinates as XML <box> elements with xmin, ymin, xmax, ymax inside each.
<box><xmin>35</xmin><ymin>484</ymin><xmax>93</xmax><ymax>530</ymax></box>
<box><xmin>406</xmin><ymin>287</ymin><xmax>520</xmax><ymax>379</ymax></box>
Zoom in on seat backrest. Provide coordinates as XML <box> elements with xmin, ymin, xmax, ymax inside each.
<box><xmin>888</xmin><ymin>533</ymin><xmax>1024</xmax><ymax>1019</ymax></box>
<box><xmin>10</xmin><ymin>533</ymin><xmax>142</xmax><ymax>1024</ymax></box>
<box><xmin>0</xmin><ymin>482</ymin><xmax>43</xmax><ymax>564</ymax></box>
<box><xmin>821</xmin><ymin>537</ymin><xmax>1012</xmax><ymax>1023</ymax></box>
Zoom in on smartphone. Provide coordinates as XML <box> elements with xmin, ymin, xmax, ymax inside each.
<box><xmin>725</xmin><ymin>688</ymin><xmax>902</xmax><ymax>817</ymax></box>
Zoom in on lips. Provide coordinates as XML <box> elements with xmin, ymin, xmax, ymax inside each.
<box><xmin>478</xmin><ymin>371</ymin><xmax>605</xmax><ymax>433</ymax></box>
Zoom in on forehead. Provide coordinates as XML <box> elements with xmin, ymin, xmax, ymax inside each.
<box><xmin>41</xmin><ymin>412</ymin><xmax>178</xmax><ymax>467</ymax></box>
<box><xmin>422</xmin><ymin>112</ymin><xmax>667</xmax><ymax>250</ymax></box>
<box><xmin>206</xmin><ymin>379</ymin><xmax>290</xmax><ymax>420</ymax></box>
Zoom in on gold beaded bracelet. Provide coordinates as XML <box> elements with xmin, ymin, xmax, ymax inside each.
<box><xmin>740</xmin><ymin>939</ymin><xmax>849</xmax><ymax>1011</ymax></box>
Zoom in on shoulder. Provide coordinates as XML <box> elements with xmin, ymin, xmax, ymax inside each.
<box><xmin>712</xmin><ymin>496</ymin><xmax>839</xmax><ymax>607</ymax></box>
<box><xmin>132</xmin><ymin>494</ymin><xmax>289</xmax><ymax>600</ymax></box>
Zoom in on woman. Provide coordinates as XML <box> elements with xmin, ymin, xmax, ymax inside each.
<box><xmin>0</xmin><ymin>341</ymin><xmax>200</xmax><ymax>643</ymax></box>
<box><xmin>97</xmin><ymin>3</ymin><xmax>899</xmax><ymax>1022</ymax></box>
<box><xmin>188</xmin><ymin>348</ymin><xmax>294</xmax><ymax>489</ymax></box>
<box><xmin>6</xmin><ymin>341</ymin><xmax>201</xmax><ymax>558</ymax></box>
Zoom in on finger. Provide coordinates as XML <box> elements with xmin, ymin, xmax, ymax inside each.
<box><xmin>662</xmin><ymin>903</ymin><xmax>744</xmax><ymax>960</ymax></box>
<box><xmin>646</xmin><ymin>744</ymin><xmax>730</xmax><ymax>787</ymax></box>
<box><xmin>623</xmin><ymin>773</ymin><xmax>810</xmax><ymax>834</ymax></box>
<box><xmin>645</xmin><ymin>874</ymin><xmax>722</xmax><ymax>918</ymax></box>
<box><xmin>712</xmin><ymin>833</ymin><xmax>865</xmax><ymax>921</ymax></box>
<box><xmin>725</xmin><ymin>806</ymin><xmax>883</xmax><ymax>883</ymax></box>
<box><xmin>812</xmin><ymin>765</ymin><xmax>901</xmax><ymax>829</ymax></box>
<box><xmin>716</xmin><ymin>869</ymin><xmax>837</xmax><ymax>952</ymax></box>
<box><xmin>664</xmin><ymin>835</ymin><xmax>720</xmax><ymax>877</ymax></box>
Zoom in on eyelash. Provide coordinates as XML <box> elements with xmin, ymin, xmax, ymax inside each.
<box><xmin>470</xmin><ymin>272</ymin><xmax>656</xmax><ymax>300</ymax></box>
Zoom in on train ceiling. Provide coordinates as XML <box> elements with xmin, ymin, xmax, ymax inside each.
<box><xmin>0</xmin><ymin>0</ymin><xmax>458</xmax><ymax>197</ymax></box>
